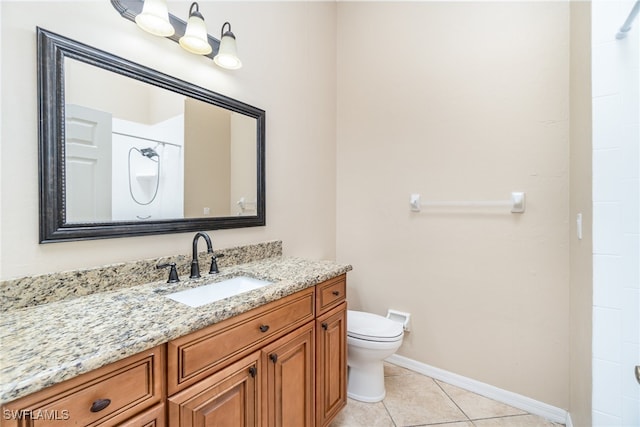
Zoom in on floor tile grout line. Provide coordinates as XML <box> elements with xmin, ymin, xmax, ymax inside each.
<box><xmin>332</xmin><ymin>364</ymin><xmax>565</xmax><ymax>427</ymax></box>
<box><xmin>432</xmin><ymin>376</ymin><xmax>473</xmax><ymax>423</ymax></box>
<box><xmin>381</xmin><ymin>399</ymin><xmax>399</xmax><ymax>427</ymax></box>
<box><xmin>384</xmin><ymin>367</ymin><xmax>477</xmax><ymax>427</ymax></box>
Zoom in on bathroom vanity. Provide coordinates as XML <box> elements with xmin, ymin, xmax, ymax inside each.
<box><xmin>167</xmin><ymin>276</ymin><xmax>347</xmax><ymax>427</ymax></box>
<box><xmin>0</xmin><ymin>251</ymin><xmax>350</xmax><ymax>427</ymax></box>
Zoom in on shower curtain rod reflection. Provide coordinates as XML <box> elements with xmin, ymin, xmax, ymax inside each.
<box><xmin>616</xmin><ymin>0</ymin><xmax>640</xmax><ymax>39</ymax></box>
<box><xmin>112</xmin><ymin>131</ymin><xmax>182</xmax><ymax>148</ymax></box>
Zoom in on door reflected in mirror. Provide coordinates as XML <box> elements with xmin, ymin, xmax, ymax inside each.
<box><xmin>64</xmin><ymin>58</ymin><xmax>257</xmax><ymax>224</ymax></box>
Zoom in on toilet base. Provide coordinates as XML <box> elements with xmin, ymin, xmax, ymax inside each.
<box><xmin>347</xmin><ymin>389</ymin><xmax>386</xmax><ymax>403</ymax></box>
<box><xmin>346</xmin><ymin>361</ymin><xmax>386</xmax><ymax>403</ymax></box>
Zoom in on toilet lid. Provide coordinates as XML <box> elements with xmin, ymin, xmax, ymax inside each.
<box><xmin>347</xmin><ymin>310</ymin><xmax>404</xmax><ymax>342</ymax></box>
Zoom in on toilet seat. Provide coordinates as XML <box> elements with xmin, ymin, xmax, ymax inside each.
<box><xmin>347</xmin><ymin>310</ymin><xmax>404</xmax><ymax>342</ymax></box>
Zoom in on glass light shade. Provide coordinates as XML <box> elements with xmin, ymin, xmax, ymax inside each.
<box><xmin>135</xmin><ymin>0</ymin><xmax>174</xmax><ymax>37</ymax></box>
<box><xmin>179</xmin><ymin>9</ymin><xmax>212</xmax><ymax>55</ymax></box>
<box><xmin>214</xmin><ymin>33</ymin><xmax>242</xmax><ymax>70</ymax></box>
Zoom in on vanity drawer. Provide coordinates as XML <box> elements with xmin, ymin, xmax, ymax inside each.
<box><xmin>1</xmin><ymin>345</ymin><xmax>164</xmax><ymax>426</ymax></box>
<box><xmin>316</xmin><ymin>274</ymin><xmax>346</xmax><ymax>314</ymax></box>
<box><xmin>168</xmin><ymin>287</ymin><xmax>315</xmax><ymax>394</ymax></box>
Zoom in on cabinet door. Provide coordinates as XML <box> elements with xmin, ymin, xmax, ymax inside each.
<box><xmin>262</xmin><ymin>323</ymin><xmax>315</xmax><ymax>427</ymax></box>
<box><xmin>168</xmin><ymin>352</ymin><xmax>261</xmax><ymax>427</ymax></box>
<box><xmin>315</xmin><ymin>303</ymin><xmax>347</xmax><ymax>427</ymax></box>
<box><xmin>118</xmin><ymin>403</ymin><xmax>165</xmax><ymax>427</ymax></box>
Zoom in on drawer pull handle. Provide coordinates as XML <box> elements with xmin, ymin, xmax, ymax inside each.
<box><xmin>332</xmin><ymin>291</ymin><xmax>340</xmax><ymax>296</ymax></box>
<box><xmin>90</xmin><ymin>398</ymin><xmax>111</xmax><ymax>413</ymax></box>
<box><xmin>249</xmin><ymin>366</ymin><xmax>257</xmax><ymax>377</ymax></box>
<box><xmin>322</xmin><ymin>322</ymin><xmax>328</xmax><ymax>330</ymax></box>
<box><xmin>259</xmin><ymin>324</ymin><xmax>270</xmax><ymax>333</ymax></box>
<box><xmin>270</xmin><ymin>354</ymin><xmax>278</xmax><ymax>363</ymax></box>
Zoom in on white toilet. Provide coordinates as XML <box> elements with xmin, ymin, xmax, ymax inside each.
<box><xmin>346</xmin><ymin>310</ymin><xmax>404</xmax><ymax>403</ymax></box>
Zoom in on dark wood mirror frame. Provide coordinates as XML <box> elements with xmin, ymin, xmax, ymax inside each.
<box><xmin>37</xmin><ymin>27</ymin><xmax>266</xmax><ymax>243</ymax></box>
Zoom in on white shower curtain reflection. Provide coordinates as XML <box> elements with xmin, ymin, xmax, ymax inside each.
<box><xmin>111</xmin><ymin>116</ymin><xmax>184</xmax><ymax>221</ymax></box>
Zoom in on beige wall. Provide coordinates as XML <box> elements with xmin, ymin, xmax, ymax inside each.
<box><xmin>569</xmin><ymin>3</ymin><xmax>593</xmax><ymax>425</ymax></box>
<box><xmin>0</xmin><ymin>1</ymin><xmax>337</xmax><ymax>279</ymax></box>
<box><xmin>184</xmin><ymin>99</ymin><xmax>231</xmax><ymax>217</ymax></box>
<box><xmin>230</xmin><ymin>112</ymin><xmax>258</xmax><ymax>215</ymax></box>
<box><xmin>336</xmin><ymin>2</ymin><xmax>571</xmax><ymax>408</ymax></box>
<box><xmin>66</xmin><ymin>58</ymin><xmax>185</xmax><ymax>125</ymax></box>
<box><xmin>0</xmin><ymin>0</ymin><xmax>595</xmax><ymax>414</ymax></box>
<box><xmin>65</xmin><ymin>59</ymin><xmax>155</xmax><ymax>124</ymax></box>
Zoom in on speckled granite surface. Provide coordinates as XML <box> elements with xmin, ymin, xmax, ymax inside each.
<box><xmin>0</xmin><ymin>255</ymin><xmax>351</xmax><ymax>405</ymax></box>
<box><xmin>0</xmin><ymin>240</ymin><xmax>282</xmax><ymax>311</ymax></box>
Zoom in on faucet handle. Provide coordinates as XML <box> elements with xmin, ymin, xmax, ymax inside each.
<box><xmin>157</xmin><ymin>263</ymin><xmax>180</xmax><ymax>283</ymax></box>
<box><xmin>209</xmin><ymin>253</ymin><xmax>225</xmax><ymax>274</ymax></box>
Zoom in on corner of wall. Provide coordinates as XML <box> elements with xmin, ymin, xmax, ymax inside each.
<box><xmin>568</xmin><ymin>2</ymin><xmax>593</xmax><ymax>426</ymax></box>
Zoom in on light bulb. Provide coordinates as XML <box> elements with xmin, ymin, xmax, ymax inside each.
<box><xmin>214</xmin><ymin>22</ymin><xmax>242</xmax><ymax>70</ymax></box>
<box><xmin>135</xmin><ymin>0</ymin><xmax>174</xmax><ymax>37</ymax></box>
<box><xmin>179</xmin><ymin>2</ymin><xmax>212</xmax><ymax>55</ymax></box>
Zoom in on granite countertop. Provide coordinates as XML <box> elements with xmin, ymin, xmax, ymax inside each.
<box><xmin>0</xmin><ymin>256</ymin><xmax>351</xmax><ymax>405</ymax></box>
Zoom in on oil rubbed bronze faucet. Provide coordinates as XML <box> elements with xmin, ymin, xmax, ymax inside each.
<box><xmin>157</xmin><ymin>262</ymin><xmax>180</xmax><ymax>283</ymax></box>
<box><xmin>190</xmin><ymin>232</ymin><xmax>214</xmax><ymax>279</ymax></box>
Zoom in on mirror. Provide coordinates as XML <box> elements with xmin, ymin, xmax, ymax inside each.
<box><xmin>37</xmin><ymin>28</ymin><xmax>265</xmax><ymax>243</ymax></box>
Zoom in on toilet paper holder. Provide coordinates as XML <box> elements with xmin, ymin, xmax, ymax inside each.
<box><xmin>386</xmin><ymin>309</ymin><xmax>411</xmax><ymax>332</ymax></box>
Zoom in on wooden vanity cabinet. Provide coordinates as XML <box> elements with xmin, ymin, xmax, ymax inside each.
<box><xmin>315</xmin><ymin>274</ymin><xmax>348</xmax><ymax>427</ymax></box>
<box><xmin>166</xmin><ymin>288</ymin><xmax>315</xmax><ymax>396</ymax></box>
<box><xmin>315</xmin><ymin>303</ymin><xmax>347</xmax><ymax>427</ymax></box>
<box><xmin>1</xmin><ymin>275</ymin><xmax>347</xmax><ymax>427</ymax></box>
<box><xmin>167</xmin><ymin>288</ymin><xmax>316</xmax><ymax>427</ymax></box>
<box><xmin>1</xmin><ymin>345</ymin><xmax>165</xmax><ymax>427</ymax></box>
<box><xmin>168</xmin><ymin>274</ymin><xmax>348</xmax><ymax>427</ymax></box>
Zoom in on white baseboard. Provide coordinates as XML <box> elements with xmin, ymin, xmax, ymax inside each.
<box><xmin>386</xmin><ymin>354</ymin><xmax>571</xmax><ymax>425</ymax></box>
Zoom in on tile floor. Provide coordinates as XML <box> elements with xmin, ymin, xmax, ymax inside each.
<box><xmin>330</xmin><ymin>363</ymin><xmax>565</xmax><ymax>427</ymax></box>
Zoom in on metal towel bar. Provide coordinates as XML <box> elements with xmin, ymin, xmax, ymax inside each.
<box><xmin>410</xmin><ymin>192</ymin><xmax>526</xmax><ymax>214</ymax></box>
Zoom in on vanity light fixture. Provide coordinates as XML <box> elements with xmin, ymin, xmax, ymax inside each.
<box><xmin>113</xmin><ymin>0</ymin><xmax>243</xmax><ymax>70</ymax></box>
<box><xmin>134</xmin><ymin>0</ymin><xmax>175</xmax><ymax>37</ymax></box>
<box><xmin>214</xmin><ymin>22</ymin><xmax>242</xmax><ymax>70</ymax></box>
<box><xmin>179</xmin><ymin>2</ymin><xmax>212</xmax><ymax>55</ymax></box>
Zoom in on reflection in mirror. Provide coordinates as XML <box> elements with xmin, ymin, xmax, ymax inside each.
<box><xmin>38</xmin><ymin>27</ymin><xmax>265</xmax><ymax>242</ymax></box>
<box><xmin>64</xmin><ymin>58</ymin><xmax>257</xmax><ymax>223</ymax></box>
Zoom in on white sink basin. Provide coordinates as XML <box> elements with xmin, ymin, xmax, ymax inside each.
<box><xmin>165</xmin><ymin>276</ymin><xmax>272</xmax><ymax>308</ymax></box>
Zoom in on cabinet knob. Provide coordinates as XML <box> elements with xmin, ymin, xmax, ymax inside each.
<box><xmin>321</xmin><ymin>322</ymin><xmax>328</xmax><ymax>330</ymax></box>
<box><xmin>259</xmin><ymin>324</ymin><xmax>270</xmax><ymax>333</ymax></box>
<box><xmin>249</xmin><ymin>366</ymin><xmax>257</xmax><ymax>378</ymax></box>
<box><xmin>269</xmin><ymin>354</ymin><xmax>278</xmax><ymax>363</ymax></box>
<box><xmin>90</xmin><ymin>398</ymin><xmax>111</xmax><ymax>413</ymax></box>
<box><xmin>332</xmin><ymin>290</ymin><xmax>340</xmax><ymax>296</ymax></box>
